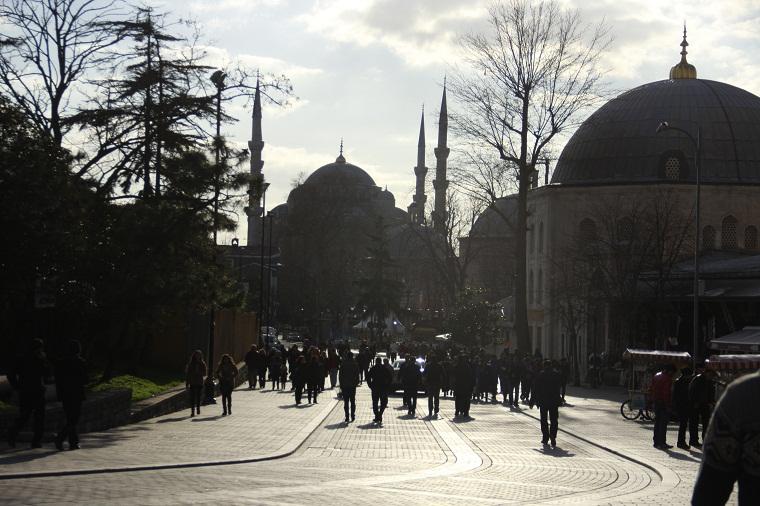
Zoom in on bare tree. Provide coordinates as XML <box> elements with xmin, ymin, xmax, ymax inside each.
<box><xmin>408</xmin><ymin>191</ymin><xmax>481</xmax><ymax>311</ymax></box>
<box><xmin>550</xmin><ymin>188</ymin><xmax>694</xmax><ymax>378</ymax></box>
<box><xmin>0</xmin><ymin>0</ymin><xmax>125</xmax><ymax>146</ymax></box>
<box><xmin>449</xmin><ymin>0</ymin><xmax>610</xmax><ymax>351</ymax></box>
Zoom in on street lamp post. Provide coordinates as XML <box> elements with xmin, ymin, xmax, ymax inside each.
<box><xmin>265</xmin><ymin>211</ymin><xmax>275</xmax><ymax>339</ymax></box>
<box><xmin>656</xmin><ymin>121</ymin><xmax>701</xmax><ymax>370</ymax></box>
<box><xmin>203</xmin><ymin>70</ymin><xmax>226</xmax><ymax>405</ymax></box>
<box><xmin>258</xmin><ymin>183</ymin><xmax>270</xmax><ymax>346</ymax></box>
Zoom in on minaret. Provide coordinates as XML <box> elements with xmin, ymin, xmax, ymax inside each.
<box><xmin>433</xmin><ymin>81</ymin><xmax>449</xmax><ymax>234</ymax></box>
<box><xmin>246</xmin><ymin>78</ymin><xmax>265</xmax><ymax>246</ymax></box>
<box><xmin>408</xmin><ymin>107</ymin><xmax>427</xmax><ymax>225</ymax></box>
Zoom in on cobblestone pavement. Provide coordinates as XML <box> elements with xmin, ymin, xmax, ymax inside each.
<box><xmin>0</xmin><ymin>384</ymin><xmax>738</xmax><ymax>505</ymax></box>
<box><xmin>0</xmin><ymin>385</ymin><xmax>336</xmax><ymax>476</ymax></box>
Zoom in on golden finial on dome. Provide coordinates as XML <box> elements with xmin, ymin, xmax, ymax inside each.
<box><xmin>669</xmin><ymin>24</ymin><xmax>697</xmax><ymax>80</ymax></box>
<box><xmin>336</xmin><ymin>137</ymin><xmax>346</xmax><ymax>163</ymax></box>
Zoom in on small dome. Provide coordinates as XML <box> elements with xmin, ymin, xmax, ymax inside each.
<box><xmin>470</xmin><ymin>196</ymin><xmax>517</xmax><ymax>237</ymax></box>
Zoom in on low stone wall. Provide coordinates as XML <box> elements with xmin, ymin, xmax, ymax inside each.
<box><xmin>2</xmin><ymin>363</ymin><xmax>250</xmax><ymax>440</ymax></box>
<box><xmin>0</xmin><ymin>388</ymin><xmax>131</xmax><ymax>442</ymax></box>
<box><xmin>130</xmin><ymin>362</ymin><xmax>249</xmax><ymax>423</ymax></box>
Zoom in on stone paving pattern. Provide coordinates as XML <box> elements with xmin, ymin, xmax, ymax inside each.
<box><xmin>0</xmin><ymin>383</ymin><xmax>740</xmax><ymax>505</ymax></box>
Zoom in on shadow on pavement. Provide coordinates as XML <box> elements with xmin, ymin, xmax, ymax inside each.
<box><xmin>156</xmin><ymin>416</ymin><xmax>188</xmax><ymax>423</ymax></box>
<box><xmin>665</xmin><ymin>451</ymin><xmax>702</xmax><ymax>463</ymax></box>
<box><xmin>533</xmin><ymin>446</ymin><xmax>574</xmax><ymax>458</ymax></box>
<box><xmin>190</xmin><ymin>415</ymin><xmax>223</xmax><ymax>422</ymax></box>
<box><xmin>324</xmin><ymin>422</ymin><xmax>347</xmax><ymax>430</ymax></box>
<box><xmin>357</xmin><ymin>423</ymin><xmax>381</xmax><ymax>430</ymax></box>
<box><xmin>0</xmin><ymin>449</ymin><xmax>58</xmax><ymax>465</ymax></box>
<box><xmin>452</xmin><ymin>416</ymin><xmax>475</xmax><ymax>423</ymax></box>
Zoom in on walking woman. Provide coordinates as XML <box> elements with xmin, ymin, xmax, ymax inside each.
<box><xmin>216</xmin><ymin>354</ymin><xmax>238</xmax><ymax>416</ymax></box>
<box><xmin>185</xmin><ymin>350</ymin><xmax>207</xmax><ymax>417</ymax></box>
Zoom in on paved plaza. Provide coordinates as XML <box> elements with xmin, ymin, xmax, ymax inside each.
<box><xmin>0</xmin><ymin>385</ymin><xmax>737</xmax><ymax>505</ymax></box>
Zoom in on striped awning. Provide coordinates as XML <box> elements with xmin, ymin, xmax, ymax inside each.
<box><xmin>622</xmin><ymin>348</ymin><xmax>692</xmax><ymax>364</ymax></box>
<box><xmin>705</xmin><ymin>354</ymin><xmax>760</xmax><ymax>371</ymax></box>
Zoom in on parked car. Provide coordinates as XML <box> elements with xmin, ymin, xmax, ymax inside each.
<box><xmin>390</xmin><ymin>357</ymin><xmax>426</xmax><ymax>393</ymax></box>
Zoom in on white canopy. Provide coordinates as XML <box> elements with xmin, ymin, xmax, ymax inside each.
<box><xmin>353</xmin><ymin>313</ymin><xmax>406</xmax><ymax>336</ymax></box>
<box><xmin>709</xmin><ymin>326</ymin><xmax>760</xmax><ymax>353</ymax></box>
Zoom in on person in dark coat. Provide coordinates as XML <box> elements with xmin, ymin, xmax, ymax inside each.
<box><xmin>185</xmin><ymin>349</ymin><xmax>207</xmax><ymax>417</ymax></box>
<box><xmin>497</xmin><ymin>351</ymin><xmax>511</xmax><ymax>405</ymax></box>
<box><xmin>339</xmin><ymin>353</ymin><xmax>360</xmax><ymax>422</ymax></box>
<box><xmin>54</xmin><ymin>340</ymin><xmax>88</xmax><ymax>450</ymax></box>
<box><xmin>257</xmin><ymin>349</ymin><xmax>267</xmax><ymax>388</ymax></box>
<box><xmin>480</xmin><ymin>359</ymin><xmax>498</xmax><ymax>403</ymax></box>
<box><xmin>672</xmin><ymin>367</ymin><xmax>693</xmax><ymax>450</ymax></box>
<box><xmin>216</xmin><ymin>354</ymin><xmax>238</xmax><ymax>416</ymax></box>
<box><xmin>400</xmin><ymin>355</ymin><xmax>421</xmax><ymax>416</ymax></box>
<box><xmin>292</xmin><ymin>355</ymin><xmax>306</xmax><ymax>405</ymax></box>
<box><xmin>367</xmin><ymin>357</ymin><xmax>392</xmax><ymax>425</ymax></box>
<box><xmin>530</xmin><ymin>360</ymin><xmax>563</xmax><ymax>447</ymax></box>
<box><xmin>509</xmin><ymin>355</ymin><xmax>522</xmax><ymax>407</ymax></box>
<box><xmin>453</xmin><ymin>355</ymin><xmax>475</xmax><ymax>418</ymax></box>
<box><xmin>244</xmin><ymin>344</ymin><xmax>259</xmax><ymax>389</ymax></box>
<box><xmin>423</xmin><ymin>355</ymin><xmax>444</xmax><ymax>418</ymax></box>
<box><xmin>7</xmin><ymin>338</ymin><xmax>51</xmax><ymax>448</ymax></box>
<box><xmin>688</xmin><ymin>367</ymin><xmax>716</xmax><ymax>448</ymax></box>
<box><xmin>306</xmin><ymin>353</ymin><xmax>323</xmax><ymax>404</ymax></box>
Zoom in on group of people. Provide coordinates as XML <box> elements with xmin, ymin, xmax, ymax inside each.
<box><xmin>650</xmin><ymin>363</ymin><xmax>717</xmax><ymax>451</ymax></box>
<box><xmin>6</xmin><ymin>338</ymin><xmax>87</xmax><ymax>451</ymax></box>
<box><xmin>185</xmin><ymin>351</ymin><xmax>239</xmax><ymax>416</ymax></box>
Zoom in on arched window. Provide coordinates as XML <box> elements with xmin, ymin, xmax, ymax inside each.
<box><xmin>703</xmin><ymin>226</ymin><xmax>716</xmax><ymax>250</ymax></box>
<box><xmin>745</xmin><ymin>226</ymin><xmax>758</xmax><ymax>250</ymax></box>
<box><xmin>529</xmin><ymin>270</ymin><xmax>534</xmax><ymax>305</ymax></box>
<box><xmin>722</xmin><ymin>216</ymin><xmax>738</xmax><ymax>249</ymax></box>
<box><xmin>579</xmin><ymin>218</ymin><xmax>597</xmax><ymax>242</ymax></box>
<box><xmin>537</xmin><ymin>269</ymin><xmax>543</xmax><ymax>304</ymax></box>
<box><xmin>618</xmin><ymin>217</ymin><xmax>634</xmax><ymax>242</ymax></box>
<box><xmin>538</xmin><ymin>222</ymin><xmax>544</xmax><ymax>254</ymax></box>
<box><xmin>664</xmin><ymin>157</ymin><xmax>680</xmax><ymax>180</ymax></box>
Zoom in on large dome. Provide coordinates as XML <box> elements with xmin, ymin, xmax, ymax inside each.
<box><xmin>551</xmin><ymin>79</ymin><xmax>760</xmax><ymax>186</ymax></box>
<box><xmin>303</xmin><ymin>154</ymin><xmax>376</xmax><ymax>188</ymax></box>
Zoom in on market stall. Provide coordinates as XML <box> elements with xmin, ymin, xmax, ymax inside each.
<box><xmin>620</xmin><ymin>349</ymin><xmax>692</xmax><ymax>421</ymax></box>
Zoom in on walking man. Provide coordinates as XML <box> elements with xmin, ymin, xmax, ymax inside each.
<box><xmin>530</xmin><ymin>360</ymin><xmax>563</xmax><ymax>447</ymax></box>
<box><xmin>339</xmin><ymin>353</ymin><xmax>360</xmax><ymax>423</ymax></box>
<box><xmin>651</xmin><ymin>364</ymin><xmax>675</xmax><ymax>450</ymax></box>
<box><xmin>54</xmin><ymin>340</ymin><xmax>88</xmax><ymax>450</ymax></box>
<box><xmin>672</xmin><ymin>367</ymin><xmax>692</xmax><ymax>450</ymax></box>
<box><xmin>367</xmin><ymin>357</ymin><xmax>392</xmax><ymax>426</ymax></box>
<box><xmin>400</xmin><ymin>355</ymin><xmax>421</xmax><ymax>416</ymax></box>
<box><xmin>7</xmin><ymin>338</ymin><xmax>51</xmax><ymax>448</ymax></box>
<box><xmin>453</xmin><ymin>355</ymin><xmax>475</xmax><ymax>419</ymax></box>
<box><xmin>688</xmin><ymin>366</ymin><xmax>715</xmax><ymax>448</ymax></box>
<box><xmin>244</xmin><ymin>344</ymin><xmax>259</xmax><ymax>389</ymax></box>
<box><xmin>424</xmin><ymin>355</ymin><xmax>443</xmax><ymax>418</ymax></box>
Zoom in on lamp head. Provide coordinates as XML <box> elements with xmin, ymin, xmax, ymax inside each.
<box><xmin>656</xmin><ymin>121</ymin><xmax>670</xmax><ymax>133</ymax></box>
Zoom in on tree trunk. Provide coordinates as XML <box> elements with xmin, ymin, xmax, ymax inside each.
<box><xmin>514</xmin><ymin>93</ymin><xmax>531</xmax><ymax>353</ymax></box>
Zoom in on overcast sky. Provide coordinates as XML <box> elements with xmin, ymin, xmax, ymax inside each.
<box><xmin>155</xmin><ymin>0</ymin><xmax>760</xmax><ymax>245</ymax></box>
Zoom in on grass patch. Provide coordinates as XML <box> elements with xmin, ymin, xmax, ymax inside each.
<box><xmin>91</xmin><ymin>369</ymin><xmax>183</xmax><ymax>402</ymax></box>
<box><xmin>0</xmin><ymin>399</ymin><xmax>18</xmax><ymax>415</ymax></box>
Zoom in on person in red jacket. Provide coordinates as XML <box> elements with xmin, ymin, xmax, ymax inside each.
<box><xmin>651</xmin><ymin>364</ymin><xmax>675</xmax><ymax>450</ymax></box>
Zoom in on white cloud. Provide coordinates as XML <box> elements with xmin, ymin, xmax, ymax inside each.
<box><xmin>295</xmin><ymin>0</ymin><xmax>485</xmax><ymax>67</ymax></box>
<box><xmin>200</xmin><ymin>45</ymin><xmax>324</xmax><ymax>79</ymax></box>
